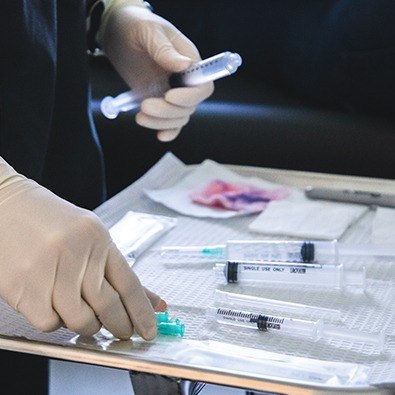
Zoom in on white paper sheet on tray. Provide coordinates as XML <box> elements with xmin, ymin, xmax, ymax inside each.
<box><xmin>0</xmin><ymin>152</ymin><xmax>394</xmax><ymax>391</ymax></box>
<box><xmin>144</xmin><ymin>159</ymin><xmax>290</xmax><ymax>218</ymax></box>
<box><xmin>143</xmin><ymin>155</ymin><xmax>367</xmax><ymax>239</ymax></box>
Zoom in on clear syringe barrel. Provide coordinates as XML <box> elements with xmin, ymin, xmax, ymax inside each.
<box><xmin>207</xmin><ymin>307</ymin><xmax>385</xmax><ymax>349</ymax></box>
<box><xmin>101</xmin><ymin>51</ymin><xmax>242</xmax><ymax>119</ymax></box>
<box><xmin>207</xmin><ymin>307</ymin><xmax>322</xmax><ymax>340</ymax></box>
<box><xmin>226</xmin><ymin>239</ymin><xmax>395</xmax><ymax>264</ymax></box>
<box><xmin>214</xmin><ymin>289</ymin><xmax>341</xmax><ymax>321</ymax></box>
<box><xmin>169</xmin><ymin>51</ymin><xmax>242</xmax><ymax>86</ymax></box>
<box><xmin>214</xmin><ymin>261</ymin><xmax>366</xmax><ymax>289</ymax></box>
<box><xmin>226</xmin><ymin>240</ymin><xmax>338</xmax><ymax>264</ymax></box>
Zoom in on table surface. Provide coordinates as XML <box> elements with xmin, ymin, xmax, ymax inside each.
<box><xmin>0</xmin><ymin>157</ymin><xmax>394</xmax><ymax>395</ymax></box>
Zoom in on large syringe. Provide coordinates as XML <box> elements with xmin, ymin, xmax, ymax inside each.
<box><xmin>101</xmin><ymin>51</ymin><xmax>242</xmax><ymax>119</ymax></box>
<box><xmin>214</xmin><ymin>261</ymin><xmax>366</xmax><ymax>290</ymax></box>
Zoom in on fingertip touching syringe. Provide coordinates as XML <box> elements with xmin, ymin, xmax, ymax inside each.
<box><xmin>155</xmin><ymin>311</ymin><xmax>185</xmax><ymax>337</ymax></box>
<box><xmin>101</xmin><ymin>51</ymin><xmax>242</xmax><ymax>119</ymax></box>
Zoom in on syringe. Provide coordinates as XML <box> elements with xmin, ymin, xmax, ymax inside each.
<box><xmin>214</xmin><ymin>290</ymin><xmax>342</xmax><ymax>321</ymax></box>
<box><xmin>159</xmin><ymin>239</ymin><xmax>395</xmax><ymax>264</ymax></box>
<box><xmin>100</xmin><ymin>51</ymin><xmax>242</xmax><ymax>119</ymax></box>
<box><xmin>214</xmin><ymin>261</ymin><xmax>366</xmax><ymax>290</ymax></box>
<box><xmin>159</xmin><ymin>245</ymin><xmax>226</xmax><ymax>264</ymax></box>
<box><xmin>226</xmin><ymin>239</ymin><xmax>395</xmax><ymax>264</ymax></box>
<box><xmin>207</xmin><ymin>307</ymin><xmax>385</xmax><ymax>350</ymax></box>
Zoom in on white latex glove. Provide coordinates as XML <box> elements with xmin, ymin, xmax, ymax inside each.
<box><xmin>0</xmin><ymin>158</ymin><xmax>160</xmax><ymax>340</ymax></box>
<box><xmin>98</xmin><ymin>0</ymin><xmax>214</xmax><ymax>142</ymax></box>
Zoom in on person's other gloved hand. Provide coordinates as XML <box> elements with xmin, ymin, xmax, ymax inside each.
<box><xmin>98</xmin><ymin>0</ymin><xmax>214</xmax><ymax>142</ymax></box>
<box><xmin>0</xmin><ymin>158</ymin><xmax>160</xmax><ymax>340</ymax></box>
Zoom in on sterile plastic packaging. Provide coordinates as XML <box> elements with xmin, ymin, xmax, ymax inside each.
<box><xmin>214</xmin><ymin>290</ymin><xmax>341</xmax><ymax>321</ymax></box>
<box><xmin>207</xmin><ymin>307</ymin><xmax>385</xmax><ymax>351</ymax></box>
<box><xmin>214</xmin><ymin>261</ymin><xmax>366</xmax><ymax>290</ymax></box>
<box><xmin>159</xmin><ymin>245</ymin><xmax>226</xmax><ymax>264</ymax></box>
<box><xmin>109</xmin><ymin>211</ymin><xmax>177</xmax><ymax>266</ymax></box>
<box><xmin>226</xmin><ymin>239</ymin><xmax>395</xmax><ymax>264</ymax></box>
<box><xmin>226</xmin><ymin>239</ymin><xmax>337</xmax><ymax>264</ymax></box>
<box><xmin>159</xmin><ymin>239</ymin><xmax>395</xmax><ymax>264</ymax></box>
<box><xmin>101</xmin><ymin>51</ymin><xmax>242</xmax><ymax>119</ymax></box>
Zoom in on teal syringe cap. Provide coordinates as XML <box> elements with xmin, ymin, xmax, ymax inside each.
<box><xmin>156</xmin><ymin>311</ymin><xmax>170</xmax><ymax>324</ymax></box>
<box><xmin>201</xmin><ymin>246</ymin><xmax>225</xmax><ymax>256</ymax></box>
<box><xmin>157</xmin><ymin>319</ymin><xmax>185</xmax><ymax>337</ymax></box>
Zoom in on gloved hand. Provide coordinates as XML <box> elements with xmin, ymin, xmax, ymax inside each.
<box><xmin>0</xmin><ymin>158</ymin><xmax>160</xmax><ymax>340</ymax></box>
<box><xmin>98</xmin><ymin>0</ymin><xmax>214</xmax><ymax>142</ymax></box>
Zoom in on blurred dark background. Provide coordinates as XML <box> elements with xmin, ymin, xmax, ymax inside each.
<box><xmin>90</xmin><ymin>0</ymin><xmax>395</xmax><ymax>198</ymax></box>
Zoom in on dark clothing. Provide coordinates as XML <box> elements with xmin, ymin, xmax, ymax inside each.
<box><xmin>0</xmin><ymin>0</ymin><xmax>106</xmax><ymax>210</ymax></box>
<box><xmin>0</xmin><ymin>1</ymin><xmax>106</xmax><ymax>392</ymax></box>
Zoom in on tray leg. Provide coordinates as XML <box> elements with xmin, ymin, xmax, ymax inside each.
<box><xmin>129</xmin><ymin>371</ymin><xmax>206</xmax><ymax>395</ymax></box>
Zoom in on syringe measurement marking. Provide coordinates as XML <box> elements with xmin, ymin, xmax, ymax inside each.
<box><xmin>183</xmin><ymin>60</ymin><xmax>218</xmax><ymax>74</ymax></box>
<box><xmin>216</xmin><ymin>308</ymin><xmax>285</xmax><ymax>331</ymax></box>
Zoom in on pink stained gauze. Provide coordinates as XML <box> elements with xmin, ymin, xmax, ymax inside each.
<box><xmin>190</xmin><ymin>179</ymin><xmax>290</xmax><ymax>213</ymax></box>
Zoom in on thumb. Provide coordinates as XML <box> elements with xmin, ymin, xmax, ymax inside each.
<box><xmin>144</xmin><ymin>15</ymin><xmax>205</xmax><ymax>72</ymax></box>
<box><xmin>149</xmin><ymin>30</ymin><xmax>194</xmax><ymax>73</ymax></box>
